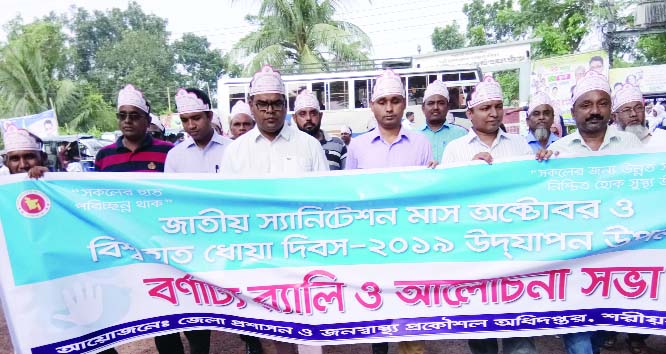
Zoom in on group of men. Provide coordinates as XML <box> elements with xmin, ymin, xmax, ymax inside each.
<box><xmin>1</xmin><ymin>63</ymin><xmax>664</xmax><ymax>354</ymax></box>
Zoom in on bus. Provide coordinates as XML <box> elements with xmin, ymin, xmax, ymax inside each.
<box><xmin>217</xmin><ymin>65</ymin><xmax>482</xmax><ymax>135</ymax></box>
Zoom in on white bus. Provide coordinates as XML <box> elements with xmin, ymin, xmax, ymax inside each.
<box><xmin>217</xmin><ymin>66</ymin><xmax>482</xmax><ymax>134</ymax></box>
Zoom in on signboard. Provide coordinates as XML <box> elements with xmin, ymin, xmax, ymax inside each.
<box><xmin>0</xmin><ymin>110</ymin><xmax>59</xmax><ymax>139</ymax></box>
<box><xmin>610</xmin><ymin>64</ymin><xmax>666</xmax><ymax>95</ymax></box>
<box><xmin>413</xmin><ymin>41</ymin><xmax>532</xmax><ymax>70</ymax></box>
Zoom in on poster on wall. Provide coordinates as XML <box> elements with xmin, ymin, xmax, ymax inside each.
<box><xmin>609</xmin><ymin>64</ymin><xmax>666</xmax><ymax>95</ymax></box>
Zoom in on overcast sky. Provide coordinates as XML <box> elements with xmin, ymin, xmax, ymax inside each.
<box><xmin>0</xmin><ymin>0</ymin><xmax>469</xmax><ymax>59</ymax></box>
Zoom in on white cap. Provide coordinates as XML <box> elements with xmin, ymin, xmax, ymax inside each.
<box><xmin>230</xmin><ymin>101</ymin><xmax>254</xmax><ymax>121</ymax></box>
<box><xmin>528</xmin><ymin>91</ymin><xmax>558</xmax><ymax>117</ymax></box>
<box><xmin>175</xmin><ymin>88</ymin><xmax>211</xmax><ymax>114</ymax></box>
<box><xmin>249</xmin><ymin>65</ymin><xmax>285</xmax><ymax>96</ymax></box>
<box><xmin>612</xmin><ymin>84</ymin><xmax>643</xmax><ymax>113</ymax></box>
<box><xmin>571</xmin><ymin>70</ymin><xmax>611</xmax><ymax>106</ymax></box>
<box><xmin>150</xmin><ymin>114</ymin><xmax>165</xmax><ymax>132</ymax></box>
<box><xmin>371</xmin><ymin>69</ymin><xmax>404</xmax><ymax>102</ymax></box>
<box><xmin>293</xmin><ymin>90</ymin><xmax>320</xmax><ymax>113</ymax></box>
<box><xmin>117</xmin><ymin>84</ymin><xmax>149</xmax><ymax>113</ymax></box>
<box><xmin>4</xmin><ymin>128</ymin><xmax>42</xmax><ymax>153</ymax></box>
<box><xmin>340</xmin><ymin>125</ymin><xmax>352</xmax><ymax>134</ymax></box>
<box><xmin>423</xmin><ymin>80</ymin><xmax>449</xmax><ymax>102</ymax></box>
<box><xmin>468</xmin><ymin>76</ymin><xmax>503</xmax><ymax>108</ymax></box>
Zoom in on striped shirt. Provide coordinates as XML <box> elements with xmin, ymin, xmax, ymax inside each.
<box><xmin>95</xmin><ymin>135</ymin><xmax>173</xmax><ymax>172</ymax></box>
<box><xmin>441</xmin><ymin>129</ymin><xmax>533</xmax><ymax>164</ymax></box>
<box><xmin>319</xmin><ymin>131</ymin><xmax>347</xmax><ymax>170</ymax></box>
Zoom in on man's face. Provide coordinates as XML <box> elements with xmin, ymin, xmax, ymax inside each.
<box><xmin>230</xmin><ymin>114</ymin><xmax>255</xmax><ymax>138</ymax></box>
<box><xmin>5</xmin><ymin>150</ymin><xmax>45</xmax><ymax>174</ymax></box>
<box><xmin>527</xmin><ymin>104</ymin><xmax>555</xmax><ymax>132</ymax></box>
<box><xmin>117</xmin><ymin>105</ymin><xmax>150</xmax><ymax>141</ymax></box>
<box><xmin>294</xmin><ymin>108</ymin><xmax>322</xmax><ymax>136</ymax></box>
<box><xmin>180</xmin><ymin>111</ymin><xmax>212</xmax><ymax>142</ymax></box>
<box><xmin>590</xmin><ymin>60</ymin><xmax>604</xmax><ymax>74</ymax></box>
<box><xmin>614</xmin><ymin>101</ymin><xmax>646</xmax><ymax>130</ymax></box>
<box><xmin>250</xmin><ymin>93</ymin><xmax>286</xmax><ymax>135</ymax></box>
<box><xmin>340</xmin><ymin>131</ymin><xmax>351</xmax><ymax>145</ymax></box>
<box><xmin>422</xmin><ymin>94</ymin><xmax>449</xmax><ymax>126</ymax></box>
<box><xmin>371</xmin><ymin>94</ymin><xmax>406</xmax><ymax>130</ymax></box>
<box><xmin>571</xmin><ymin>90</ymin><xmax>611</xmax><ymax>135</ymax></box>
<box><xmin>466</xmin><ymin>100</ymin><xmax>503</xmax><ymax>134</ymax></box>
<box><xmin>147</xmin><ymin>124</ymin><xmax>164</xmax><ymax>140</ymax></box>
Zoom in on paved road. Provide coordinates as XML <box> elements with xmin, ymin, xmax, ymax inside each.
<box><xmin>1</xmin><ymin>305</ymin><xmax>664</xmax><ymax>354</ymax></box>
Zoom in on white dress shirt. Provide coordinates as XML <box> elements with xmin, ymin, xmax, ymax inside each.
<box><xmin>548</xmin><ymin>128</ymin><xmax>642</xmax><ymax>155</ymax></box>
<box><xmin>220</xmin><ymin>124</ymin><xmax>329</xmax><ymax>175</ymax></box>
<box><xmin>165</xmin><ymin>132</ymin><xmax>232</xmax><ymax>173</ymax></box>
<box><xmin>441</xmin><ymin>129</ymin><xmax>533</xmax><ymax>164</ymax></box>
<box><xmin>644</xmin><ymin>128</ymin><xmax>666</xmax><ymax>149</ymax></box>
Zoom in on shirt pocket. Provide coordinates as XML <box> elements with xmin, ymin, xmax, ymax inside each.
<box><xmin>283</xmin><ymin>155</ymin><xmax>311</xmax><ymax>172</ymax></box>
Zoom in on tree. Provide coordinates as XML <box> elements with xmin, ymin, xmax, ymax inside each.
<box><xmin>172</xmin><ymin>33</ymin><xmax>232</xmax><ymax>92</ymax></box>
<box><xmin>234</xmin><ymin>0</ymin><xmax>372</xmax><ymax>74</ymax></box>
<box><xmin>431</xmin><ymin>21</ymin><xmax>466</xmax><ymax>51</ymax></box>
<box><xmin>636</xmin><ymin>33</ymin><xmax>666</xmax><ymax>65</ymax></box>
<box><xmin>494</xmin><ymin>70</ymin><xmax>519</xmax><ymax>105</ymax></box>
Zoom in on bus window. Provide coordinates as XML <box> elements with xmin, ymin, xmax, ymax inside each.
<box><xmin>287</xmin><ymin>83</ymin><xmax>307</xmax><ymax>111</ymax></box>
<box><xmin>312</xmin><ymin>82</ymin><xmax>326</xmax><ymax>110</ymax></box>
<box><xmin>354</xmin><ymin>79</ymin><xmax>370</xmax><ymax>108</ymax></box>
<box><xmin>442</xmin><ymin>73</ymin><xmax>459</xmax><ymax>82</ymax></box>
<box><xmin>461</xmin><ymin>71</ymin><xmax>477</xmax><ymax>81</ymax></box>
<box><xmin>428</xmin><ymin>75</ymin><xmax>438</xmax><ymax>84</ymax></box>
<box><xmin>448</xmin><ymin>87</ymin><xmax>462</xmax><ymax>110</ymax></box>
<box><xmin>407</xmin><ymin>75</ymin><xmax>427</xmax><ymax>105</ymax></box>
<box><xmin>229</xmin><ymin>85</ymin><xmax>246</xmax><ymax>112</ymax></box>
<box><xmin>329</xmin><ymin>81</ymin><xmax>349</xmax><ymax>110</ymax></box>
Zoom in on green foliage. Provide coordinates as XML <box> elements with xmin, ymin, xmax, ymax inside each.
<box><xmin>494</xmin><ymin>70</ymin><xmax>519</xmax><ymax>105</ymax></box>
<box><xmin>234</xmin><ymin>0</ymin><xmax>372</xmax><ymax>74</ymax></box>
<box><xmin>636</xmin><ymin>33</ymin><xmax>666</xmax><ymax>65</ymax></box>
<box><xmin>431</xmin><ymin>21</ymin><xmax>466</xmax><ymax>51</ymax></box>
<box><xmin>172</xmin><ymin>33</ymin><xmax>230</xmax><ymax>92</ymax></box>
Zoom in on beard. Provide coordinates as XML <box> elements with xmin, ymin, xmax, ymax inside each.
<box><xmin>533</xmin><ymin>127</ymin><xmax>550</xmax><ymax>141</ymax></box>
<box><xmin>622</xmin><ymin>122</ymin><xmax>649</xmax><ymax>140</ymax></box>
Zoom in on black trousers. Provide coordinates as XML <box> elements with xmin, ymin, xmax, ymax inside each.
<box><xmin>154</xmin><ymin>330</ymin><xmax>211</xmax><ymax>354</ymax></box>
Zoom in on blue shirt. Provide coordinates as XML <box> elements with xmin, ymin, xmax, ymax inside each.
<box><xmin>525</xmin><ymin>131</ymin><xmax>559</xmax><ymax>153</ymax></box>
<box><xmin>419</xmin><ymin>123</ymin><xmax>468</xmax><ymax>162</ymax></box>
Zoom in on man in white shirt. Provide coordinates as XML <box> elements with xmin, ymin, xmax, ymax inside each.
<box><xmin>611</xmin><ymin>83</ymin><xmax>666</xmax><ymax>149</ymax></box>
<box><xmin>549</xmin><ymin>71</ymin><xmax>642</xmax><ymax>155</ymax></box>
<box><xmin>165</xmin><ymin>88</ymin><xmax>232</xmax><ymax>173</ymax></box>
<box><xmin>441</xmin><ymin>76</ymin><xmax>550</xmax><ymax>165</ymax></box>
<box><xmin>229</xmin><ymin>101</ymin><xmax>255</xmax><ymax>139</ymax></box>
<box><xmin>220</xmin><ymin>66</ymin><xmax>329</xmax><ymax>175</ymax></box>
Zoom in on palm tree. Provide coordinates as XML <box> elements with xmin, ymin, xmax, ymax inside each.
<box><xmin>0</xmin><ymin>41</ymin><xmax>76</xmax><ymax>118</ymax></box>
<box><xmin>234</xmin><ymin>0</ymin><xmax>372</xmax><ymax>75</ymax></box>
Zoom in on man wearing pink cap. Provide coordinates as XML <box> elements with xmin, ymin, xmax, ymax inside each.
<box><xmin>419</xmin><ymin>79</ymin><xmax>467</xmax><ymax>162</ymax></box>
<box><xmin>441</xmin><ymin>76</ymin><xmax>551</xmax><ymax>165</ymax></box>
<box><xmin>346</xmin><ymin>69</ymin><xmax>434</xmax><ymax>170</ymax></box>
<box><xmin>549</xmin><ymin>71</ymin><xmax>642</xmax><ymax>155</ymax></box>
<box><xmin>220</xmin><ymin>66</ymin><xmax>328</xmax><ymax>174</ymax></box>
<box><xmin>229</xmin><ymin>101</ymin><xmax>256</xmax><ymax>139</ymax></box>
<box><xmin>2</xmin><ymin>128</ymin><xmax>49</xmax><ymax>178</ymax></box>
<box><xmin>293</xmin><ymin>90</ymin><xmax>347</xmax><ymax>170</ymax></box>
<box><xmin>612</xmin><ymin>83</ymin><xmax>666</xmax><ymax>149</ymax></box>
<box><xmin>525</xmin><ymin>91</ymin><xmax>560</xmax><ymax>152</ymax></box>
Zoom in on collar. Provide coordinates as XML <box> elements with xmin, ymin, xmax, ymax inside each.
<box><xmin>464</xmin><ymin>128</ymin><xmax>508</xmax><ymax>144</ymax></box>
<box><xmin>420</xmin><ymin>123</ymin><xmax>452</xmax><ymax>133</ymax></box>
<box><xmin>116</xmin><ymin>134</ymin><xmax>153</xmax><ymax>151</ymax></box>
<box><xmin>249</xmin><ymin>123</ymin><xmax>293</xmax><ymax>142</ymax></box>
<box><xmin>526</xmin><ymin>131</ymin><xmax>559</xmax><ymax>144</ymax></box>
<box><xmin>184</xmin><ymin>131</ymin><xmax>229</xmax><ymax>148</ymax></box>
<box><xmin>369</xmin><ymin>127</ymin><xmax>411</xmax><ymax>143</ymax></box>
<box><xmin>567</xmin><ymin>127</ymin><xmax>622</xmax><ymax>147</ymax></box>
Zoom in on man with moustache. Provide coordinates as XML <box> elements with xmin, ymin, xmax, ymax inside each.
<box><xmin>525</xmin><ymin>92</ymin><xmax>560</xmax><ymax>152</ymax></box>
<box><xmin>339</xmin><ymin>125</ymin><xmax>352</xmax><ymax>146</ymax></box>
<box><xmin>95</xmin><ymin>84</ymin><xmax>173</xmax><ymax>172</ymax></box>
<box><xmin>293</xmin><ymin>90</ymin><xmax>347</xmax><ymax>170</ymax></box>
<box><xmin>229</xmin><ymin>101</ymin><xmax>255</xmax><ymax>139</ymax></box>
<box><xmin>612</xmin><ymin>83</ymin><xmax>666</xmax><ymax>149</ymax></box>
<box><xmin>441</xmin><ymin>77</ymin><xmax>551</xmax><ymax>165</ymax></box>
<box><xmin>2</xmin><ymin>129</ymin><xmax>48</xmax><ymax>178</ymax></box>
<box><xmin>549</xmin><ymin>71</ymin><xmax>642</xmax><ymax>155</ymax></box>
<box><xmin>220</xmin><ymin>66</ymin><xmax>328</xmax><ymax>175</ymax></box>
<box><xmin>419</xmin><ymin>80</ymin><xmax>467</xmax><ymax>162</ymax></box>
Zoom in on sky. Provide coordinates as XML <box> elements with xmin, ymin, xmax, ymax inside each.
<box><xmin>0</xmin><ymin>0</ymin><xmax>470</xmax><ymax>59</ymax></box>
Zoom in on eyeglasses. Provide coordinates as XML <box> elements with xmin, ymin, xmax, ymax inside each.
<box><xmin>617</xmin><ymin>104</ymin><xmax>645</xmax><ymax>116</ymax></box>
<box><xmin>116</xmin><ymin>112</ymin><xmax>145</xmax><ymax>122</ymax></box>
<box><xmin>254</xmin><ymin>100</ymin><xmax>285</xmax><ymax>112</ymax></box>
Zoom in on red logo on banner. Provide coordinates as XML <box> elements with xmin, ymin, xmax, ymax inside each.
<box><xmin>16</xmin><ymin>190</ymin><xmax>51</xmax><ymax>218</ymax></box>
